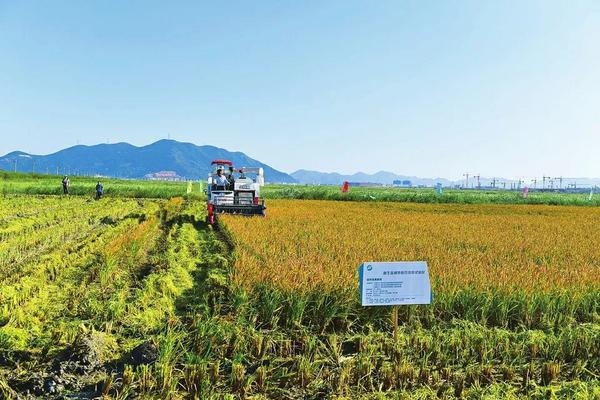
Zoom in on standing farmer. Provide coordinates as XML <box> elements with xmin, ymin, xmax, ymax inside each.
<box><xmin>95</xmin><ymin>181</ymin><xmax>104</xmax><ymax>200</ymax></box>
<box><xmin>62</xmin><ymin>176</ymin><xmax>70</xmax><ymax>194</ymax></box>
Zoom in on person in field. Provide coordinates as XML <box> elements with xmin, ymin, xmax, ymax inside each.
<box><xmin>214</xmin><ymin>167</ymin><xmax>229</xmax><ymax>189</ymax></box>
<box><xmin>95</xmin><ymin>181</ymin><xmax>103</xmax><ymax>200</ymax></box>
<box><xmin>62</xmin><ymin>176</ymin><xmax>70</xmax><ymax>194</ymax></box>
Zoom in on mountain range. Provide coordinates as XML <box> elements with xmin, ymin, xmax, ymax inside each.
<box><xmin>290</xmin><ymin>170</ymin><xmax>600</xmax><ymax>188</ymax></box>
<box><xmin>0</xmin><ymin>140</ymin><xmax>296</xmax><ymax>183</ymax></box>
<box><xmin>290</xmin><ymin>170</ymin><xmax>454</xmax><ymax>186</ymax></box>
<box><xmin>2</xmin><ymin>140</ymin><xmax>599</xmax><ymax>187</ymax></box>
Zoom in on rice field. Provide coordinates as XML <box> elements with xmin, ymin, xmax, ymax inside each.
<box><xmin>2</xmin><ymin>171</ymin><xmax>599</xmax><ymax>206</ymax></box>
<box><xmin>0</xmin><ymin>195</ymin><xmax>218</xmax><ymax>398</ymax></box>
<box><xmin>263</xmin><ymin>184</ymin><xmax>600</xmax><ymax>206</ymax></box>
<box><xmin>0</xmin><ymin>171</ymin><xmax>200</xmax><ymax>199</ymax></box>
<box><xmin>220</xmin><ymin>199</ymin><xmax>600</xmax><ymax>398</ymax></box>
<box><xmin>223</xmin><ymin>200</ymin><xmax>600</xmax><ymax>293</ymax></box>
<box><xmin>1</xmin><ymin>191</ymin><xmax>599</xmax><ymax>399</ymax></box>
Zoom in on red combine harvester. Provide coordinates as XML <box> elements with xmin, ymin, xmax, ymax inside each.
<box><xmin>206</xmin><ymin>160</ymin><xmax>266</xmax><ymax>224</ymax></box>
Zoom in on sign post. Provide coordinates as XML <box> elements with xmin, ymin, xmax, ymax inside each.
<box><xmin>392</xmin><ymin>306</ymin><xmax>399</xmax><ymax>341</ymax></box>
<box><xmin>359</xmin><ymin>261</ymin><xmax>431</xmax><ymax>339</ymax></box>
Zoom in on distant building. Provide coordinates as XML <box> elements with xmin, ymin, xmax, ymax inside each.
<box><xmin>144</xmin><ymin>171</ymin><xmax>184</xmax><ymax>181</ymax></box>
<box><xmin>393</xmin><ymin>180</ymin><xmax>412</xmax><ymax>187</ymax></box>
<box><xmin>349</xmin><ymin>182</ymin><xmax>385</xmax><ymax>187</ymax></box>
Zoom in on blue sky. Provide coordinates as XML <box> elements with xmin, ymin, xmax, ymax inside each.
<box><xmin>1</xmin><ymin>1</ymin><xmax>598</xmax><ymax>178</ymax></box>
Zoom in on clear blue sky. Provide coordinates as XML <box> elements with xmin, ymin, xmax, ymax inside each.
<box><xmin>1</xmin><ymin>1</ymin><xmax>598</xmax><ymax>179</ymax></box>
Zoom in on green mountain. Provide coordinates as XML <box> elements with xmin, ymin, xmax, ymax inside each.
<box><xmin>0</xmin><ymin>140</ymin><xmax>296</xmax><ymax>183</ymax></box>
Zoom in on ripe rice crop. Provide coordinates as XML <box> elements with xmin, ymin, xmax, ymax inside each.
<box><xmin>216</xmin><ymin>199</ymin><xmax>600</xmax><ymax>397</ymax></box>
<box><xmin>222</xmin><ymin>200</ymin><xmax>600</xmax><ymax>293</ymax></box>
<box><xmin>2</xmin><ymin>193</ymin><xmax>599</xmax><ymax>398</ymax></box>
<box><xmin>0</xmin><ymin>194</ymin><xmax>216</xmax><ymax>398</ymax></box>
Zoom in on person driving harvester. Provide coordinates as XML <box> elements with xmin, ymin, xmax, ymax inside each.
<box><xmin>214</xmin><ymin>167</ymin><xmax>229</xmax><ymax>190</ymax></box>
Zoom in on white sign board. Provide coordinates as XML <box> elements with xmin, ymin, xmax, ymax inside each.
<box><xmin>359</xmin><ymin>262</ymin><xmax>431</xmax><ymax>306</ymax></box>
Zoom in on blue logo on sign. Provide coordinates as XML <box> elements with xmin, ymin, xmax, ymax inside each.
<box><xmin>367</xmin><ymin>265</ymin><xmax>372</xmax><ymax>271</ymax></box>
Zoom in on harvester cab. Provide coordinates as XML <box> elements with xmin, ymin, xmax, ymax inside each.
<box><xmin>206</xmin><ymin>159</ymin><xmax>266</xmax><ymax>224</ymax></box>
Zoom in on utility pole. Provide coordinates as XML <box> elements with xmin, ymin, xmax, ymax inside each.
<box><xmin>463</xmin><ymin>173</ymin><xmax>469</xmax><ymax>189</ymax></box>
<box><xmin>491</xmin><ymin>178</ymin><xmax>498</xmax><ymax>189</ymax></box>
<box><xmin>473</xmin><ymin>175</ymin><xmax>481</xmax><ymax>189</ymax></box>
<box><xmin>542</xmin><ymin>176</ymin><xmax>551</xmax><ymax>189</ymax></box>
<box><xmin>531</xmin><ymin>179</ymin><xmax>537</xmax><ymax>189</ymax></box>
<box><xmin>555</xmin><ymin>177</ymin><xmax>563</xmax><ymax>189</ymax></box>
<box><xmin>502</xmin><ymin>182</ymin><xmax>507</xmax><ymax>189</ymax></box>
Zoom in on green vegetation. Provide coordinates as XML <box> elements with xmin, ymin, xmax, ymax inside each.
<box><xmin>0</xmin><ymin>196</ymin><xmax>211</xmax><ymax>398</ymax></box>
<box><xmin>0</xmin><ymin>171</ymin><xmax>199</xmax><ymax>199</ymax></box>
<box><xmin>3</xmin><ymin>171</ymin><xmax>599</xmax><ymax>206</ymax></box>
<box><xmin>263</xmin><ymin>184</ymin><xmax>600</xmax><ymax>206</ymax></box>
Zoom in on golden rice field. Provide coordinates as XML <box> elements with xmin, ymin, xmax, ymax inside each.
<box><xmin>2</xmin><ymin>192</ymin><xmax>600</xmax><ymax>399</ymax></box>
<box><xmin>219</xmin><ymin>200</ymin><xmax>600</xmax><ymax>397</ymax></box>
<box><xmin>222</xmin><ymin>199</ymin><xmax>600</xmax><ymax>293</ymax></box>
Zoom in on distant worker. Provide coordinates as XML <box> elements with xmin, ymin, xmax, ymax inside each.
<box><xmin>62</xmin><ymin>176</ymin><xmax>70</xmax><ymax>195</ymax></box>
<box><xmin>95</xmin><ymin>181</ymin><xmax>103</xmax><ymax>200</ymax></box>
<box><xmin>214</xmin><ymin>167</ymin><xmax>229</xmax><ymax>190</ymax></box>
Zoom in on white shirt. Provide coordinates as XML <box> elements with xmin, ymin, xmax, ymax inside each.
<box><xmin>214</xmin><ymin>175</ymin><xmax>229</xmax><ymax>186</ymax></box>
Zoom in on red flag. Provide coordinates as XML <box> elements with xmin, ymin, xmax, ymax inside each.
<box><xmin>342</xmin><ymin>181</ymin><xmax>349</xmax><ymax>193</ymax></box>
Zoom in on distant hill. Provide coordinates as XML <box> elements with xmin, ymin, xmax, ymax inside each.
<box><xmin>0</xmin><ymin>140</ymin><xmax>297</xmax><ymax>183</ymax></box>
<box><xmin>291</xmin><ymin>170</ymin><xmax>600</xmax><ymax>188</ymax></box>
<box><xmin>291</xmin><ymin>169</ymin><xmax>454</xmax><ymax>186</ymax></box>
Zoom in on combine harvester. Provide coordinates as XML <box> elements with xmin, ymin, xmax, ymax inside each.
<box><xmin>206</xmin><ymin>159</ymin><xmax>266</xmax><ymax>224</ymax></box>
